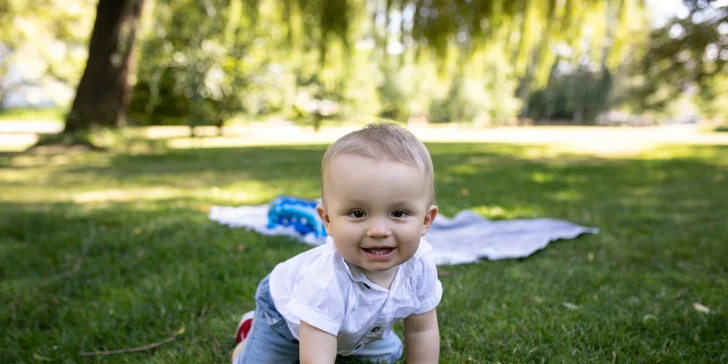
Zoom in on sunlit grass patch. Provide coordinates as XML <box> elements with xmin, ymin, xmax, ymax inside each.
<box><xmin>0</xmin><ymin>107</ymin><xmax>65</xmax><ymax>121</ymax></box>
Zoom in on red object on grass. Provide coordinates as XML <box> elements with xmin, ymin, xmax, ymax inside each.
<box><xmin>235</xmin><ymin>311</ymin><xmax>255</xmax><ymax>344</ymax></box>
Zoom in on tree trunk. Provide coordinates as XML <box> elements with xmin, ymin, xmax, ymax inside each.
<box><xmin>64</xmin><ymin>0</ymin><xmax>144</xmax><ymax>133</ymax></box>
<box><xmin>516</xmin><ymin>73</ymin><xmax>532</xmax><ymax>120</ymax></box>
<box><xmin>573</xmin><ymin>100</ymin><xmax>585</xmax><ymax>124</ymax></box>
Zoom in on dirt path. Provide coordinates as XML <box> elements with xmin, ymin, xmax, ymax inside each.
<box><xmin>2</xmin><ymin>121</ymin><xmax>727</xmax><ymax>155</ymax></box>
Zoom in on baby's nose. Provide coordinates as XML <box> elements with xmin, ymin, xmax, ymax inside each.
<box><xmin>366</xmin><ymin>218</ymin><xmax>392</xmax><ymax>238</ymax></box>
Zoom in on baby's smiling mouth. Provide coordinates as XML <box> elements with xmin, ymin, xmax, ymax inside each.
<box><xmin>361</xmin><ymin>247</ymin><xmax>396</xmax><ymax>255</ymax></box>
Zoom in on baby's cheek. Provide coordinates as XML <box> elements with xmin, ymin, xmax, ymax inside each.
<box><xmin>405</xmin><ymin>223</ymin><xmax>425</xmax><ymax>236</ymax></box>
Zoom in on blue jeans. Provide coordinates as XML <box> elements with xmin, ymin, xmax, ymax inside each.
<box><xmin>234</xmin><ymin>276</ymin><xmax>403</xmax><ymax>364</ymax></box>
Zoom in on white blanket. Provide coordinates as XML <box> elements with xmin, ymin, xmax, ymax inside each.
<box><xmin>209</xmin><ymin>205</ymin><xmax>598</xmax><ymax>265</ymax></box>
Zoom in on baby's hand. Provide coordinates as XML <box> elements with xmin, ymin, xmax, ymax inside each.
<box><xmin>299</xmin><ymin>320</ymin><xmax>337</xmax><ymax>364</ymax></box>
<box><xmin>403</xmin><ymin>309</ymin><xmax>440</xmax><ymax>364</ymax></box>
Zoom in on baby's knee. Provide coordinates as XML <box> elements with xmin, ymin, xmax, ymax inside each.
<box><xmin>231</xmin><ymin>341</ymin><xmax>245</xmax><ymax>364</ymax></box>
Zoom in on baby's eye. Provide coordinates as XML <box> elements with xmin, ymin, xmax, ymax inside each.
<box><xmin>349</xmin><ymin>210</ymin><xmax>366</xmax><ymax>218</ymax></box>
<box><xmin>391</xmin><ymin>210</ymin><xmax>408</xmax><ymax>218</ymax></box>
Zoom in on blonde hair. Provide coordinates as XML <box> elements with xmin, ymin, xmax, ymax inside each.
<box><xmin>321</xmin><ymin>122</ymin><xmax>435</xmax><ymax>203</ymax></box>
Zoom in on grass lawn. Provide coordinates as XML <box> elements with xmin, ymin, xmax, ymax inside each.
<box><xmin>0</xmin><ymin>107</ymin><xmax>65</xmax><ymax>121</ymax></box>
<box><xmin>1</xmin><ymin>139</ymin><xmax>727</xmax><ymax>363</ymax></box>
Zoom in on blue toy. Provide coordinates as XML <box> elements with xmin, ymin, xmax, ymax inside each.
<box><xmin>267</xmin><ymin>196</ymin><xmax>327</xmax><ymax>238</ymax></box>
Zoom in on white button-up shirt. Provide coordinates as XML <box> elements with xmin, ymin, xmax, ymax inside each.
<box><xmin>269</xmin><ymin>236</ymin><xmax>443</xmax><ymax>355</ymax></box>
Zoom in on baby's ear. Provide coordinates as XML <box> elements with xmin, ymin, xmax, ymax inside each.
<box><xmin>421</xmin><ymin>205</ymin><xmax>438</xmax><ymax>236</ymax></box>
<box><xmin>316</xmin><ymin>203</ymin><xmax>331</xmax><ymax>231</ymax></box>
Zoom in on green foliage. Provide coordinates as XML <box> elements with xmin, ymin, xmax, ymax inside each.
<box><xmin>124</xmin><ymin>0</ymin><xmax>643</xmax><ymax>127</ymax></box>
<box><xmin>628</xmin><ymin>1</ymin><xmax>727</xmax><ymax>120</ymax></box>
<box><xmin>0</xmin><ymin>0</ymin><xmax>94</xmax><ymax>107</ymax></box>
<box><xmin>527</xmin><ymin>65</ymin><xmax>613</xmax><ymax>124</ymax></box>
<box><xmin>377</xmin><ymin>58</ymin><xmax>446</xmax><ymax>121</ymax></box>
<box><xmin>0</xmin><ymin>0</ymin><xmax>656</xmax><ymax>127</ymax></box>
<box><xmin>696</xmin><ymin>71</ymin><xmax>728</xmax><ymax>126</ymax></box>
<box><xmin>131</xmin><ymin>0</ymin><xmax>252</xmax><ymax>129</ymax></box>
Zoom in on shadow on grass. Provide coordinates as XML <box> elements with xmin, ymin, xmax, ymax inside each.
<box><xmin>1</xmin><ymin>143</ymin><xmax>727</xmax><ymax>362</ymax></box>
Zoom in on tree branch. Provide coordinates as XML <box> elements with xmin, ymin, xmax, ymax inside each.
<box><xmin>80</xmin><ymin>330</ymin><xmax>184</xmax><ymax>357</ymax></box>
<box><xmin>40</xmin><ymin>257</ymin><xmax>83</xmax><ymax>286</ymax></box>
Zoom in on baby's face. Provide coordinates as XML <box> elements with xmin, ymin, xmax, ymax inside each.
<box><xmin>317</xmin><ymin>154</ymin><xmax>436</xmax><ymax>276</ymax></box>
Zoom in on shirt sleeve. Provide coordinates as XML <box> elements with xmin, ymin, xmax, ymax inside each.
<box><xmin>285</xmin><ymin>255</ymin><xmax>346</xmax><ymax>336</ymax></box>
<box><xmin>414</xmin><ymin>253</ymin><xmax>443</xmax><ymax>315</ymax></box>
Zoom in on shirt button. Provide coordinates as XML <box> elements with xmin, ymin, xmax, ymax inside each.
<box><xmin>371</xmin><ymin>326</ymin><xmax>380</xmax><ymax>333</ymax></box>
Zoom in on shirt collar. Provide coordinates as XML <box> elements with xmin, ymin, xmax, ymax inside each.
<box><xmin>327</xmin><ymin>236</ymin><xmax>365</xmax><ymax>283</ymax></box>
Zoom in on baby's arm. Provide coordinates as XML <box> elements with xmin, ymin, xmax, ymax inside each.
<box><xmin>403</xmin><ymin>308</ymin><xmax>440</xmax><ymax>363</ymax></box>
<box><xmin>299</xmin><ymin>320</ymin><xmax>337</xmax><ymax>364</ymax></box>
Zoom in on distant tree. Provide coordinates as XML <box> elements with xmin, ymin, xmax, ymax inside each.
<box><xmin>63</xmin><ymin>0</ymin><xmax>145</xmax><ymax>134</ymax></box>
<box><xmin>629</xmin><ymin>0</ymin><xmax>727</xmax><ymax>120</ymax></box>
<box><xmin>55</xmin><ymin>0</ymin><xmax>643</xmax><ymax>139</ymax></box>
<box><xmin>0</xmin><ymin>0</ymin><xmax>93</xmax><ymax>109</ymax></box>
<box><xmin>527</xmin><ymin>63</ymin><xmax>613</xmax><ymax>124</ymax></box>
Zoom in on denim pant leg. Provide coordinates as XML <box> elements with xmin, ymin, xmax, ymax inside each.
<box><xmin>349</xmin><ymin>332</ymin><xmax>404</xmax><ymax>364</ymax></box>
<box><xmin>235</xmin><ymin>276</ymin><xmax>300</xmax><ymax>364</ymax></box>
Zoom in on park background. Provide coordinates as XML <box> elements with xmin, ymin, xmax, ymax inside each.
<box><xmin>1</xmin><ymin>0</ymin><xmax>727</xmax><ymax>362</ymax></box>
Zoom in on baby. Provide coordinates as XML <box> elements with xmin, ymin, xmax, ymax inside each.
<box><xmin>232</xmin><ymin>123</ymin><xmax>442</xmax><ymax>363</ymax></box>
